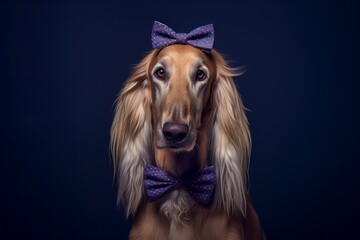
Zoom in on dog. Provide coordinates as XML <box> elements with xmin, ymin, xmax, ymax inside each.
<box><xmin>110</xmin><ymin>21</ymin><xmax>266</xmax><ymax>240</ymax></box>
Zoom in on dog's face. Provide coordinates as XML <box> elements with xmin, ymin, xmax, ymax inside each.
<box><xmin>111</xmin><ymin>44</ymin><xmax>250</xmax><ymax>217</ymax></box>
<box><xmin>148</xmin><ymin>44</ymin><xmax>217</xmax><ymax>152</ymax></box>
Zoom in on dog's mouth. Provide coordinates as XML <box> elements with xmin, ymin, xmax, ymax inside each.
<box><xmin>156</xmin><ymin>122</ymin><xmax>196</xmax><ymax>152</ymax></box>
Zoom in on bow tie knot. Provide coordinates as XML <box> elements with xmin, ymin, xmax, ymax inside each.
<box><xmin>144</xmin><ymin>164</ymin><xmax>216</xmax><ymax>206</ymax></box>
<box><xmin>151</xmin><ymin>21</ymin><xmax>215</xmax><ymax>52</ymax></box>
<box><xmin>175</xmin><ymin>33</ymin><xmax>187</xmax><ymax>43</ymax></box>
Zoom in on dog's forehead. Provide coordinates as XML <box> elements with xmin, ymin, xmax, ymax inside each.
<box><xmin>156</xmin><ymin>44</ymin><xmax>211</xmax><ymax>66</ymax></box>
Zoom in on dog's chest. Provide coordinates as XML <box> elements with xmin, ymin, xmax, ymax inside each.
<box><xmin>159</xmin><ymin>190</ymin><xmax>197</xmax><ymax>239</ymax></box>
<box><xmin>159</xmin><ymin>190</ymin><xmax>194</xmax><ymax>221</ymax></box>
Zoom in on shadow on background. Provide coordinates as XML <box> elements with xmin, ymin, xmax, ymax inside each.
<box><xmin>1</xmin><ymin>0</ymin><xmax>359</xmax><ymax>239</ymax></box>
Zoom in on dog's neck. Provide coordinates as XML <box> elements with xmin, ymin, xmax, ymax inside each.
<box><xmin>153</xmin><ymin>120</ymin><xmax>210</xmax><ymax>177</ymax></box>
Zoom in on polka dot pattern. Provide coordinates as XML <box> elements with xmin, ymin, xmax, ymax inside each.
<box><xmin>144</xmin><ymin>164</ymin><xmax>216</xmax><ymax>206</ymax></box>
<box><xmin>151</xmin><ymin>21</ymin><xmax>215</xmax><ymax>52</ymax></box>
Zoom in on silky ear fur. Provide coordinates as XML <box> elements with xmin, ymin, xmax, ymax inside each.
<box><xmin>210</xmin><ymin>50</ymin><xmax>251</xmax><ymax>216</ymax></box>
<box><xmin>110</xmin><ymin>50</ymin><xmax>159</xmax><ymax>217</ymax></box>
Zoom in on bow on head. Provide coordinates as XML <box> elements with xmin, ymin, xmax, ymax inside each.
<box><xmin>144</xmin><ymin>164</ymin><xmax>216</xmax><ymax>206</ymax></box>
<box><xmin>151</xmin><ymin>21</ymin><xmax>215</xmax><ymax>52</ymax></box>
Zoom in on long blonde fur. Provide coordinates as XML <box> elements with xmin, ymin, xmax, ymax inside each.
<box><xmin>110</xmin><ymin>50</ymin><xmax>159</xmax><ymax>217</ymax></box>
<box><xmin>210</xmin><ymin>51</ymin><xmax>251</xmax><ymax>216</ymax></box>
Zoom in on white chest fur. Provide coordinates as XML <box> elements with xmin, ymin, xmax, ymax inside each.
<box><xmin>159</xmin><ymin>190</ymin><xmax>196</xmax><ymax>240</ymax></box>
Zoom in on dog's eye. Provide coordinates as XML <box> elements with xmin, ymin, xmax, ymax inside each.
<box><xmin>195</xmin><ymin>69</ymin><xmax>206</xmax><ymax>81</ymax></box>
<box><xmin>154</xmin><ymin>68</ymin><xmax>166</xmax><ymax>80</ymax></box>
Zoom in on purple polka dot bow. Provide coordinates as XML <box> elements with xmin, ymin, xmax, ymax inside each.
<box><xmin>151</xmin><ymin>21</ymin><xmax>215</xmax><ymax>52</ymax></box>
<box><xmin>144</xmin><ymin>164</ymin><xmax>216</xmax><ymax>206</ymax></box>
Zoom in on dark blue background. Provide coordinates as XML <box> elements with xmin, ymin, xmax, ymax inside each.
<box><xmin>1</xmin><ymin>0</ymin><xmax>359</xmax><ymax>239</ymax></box>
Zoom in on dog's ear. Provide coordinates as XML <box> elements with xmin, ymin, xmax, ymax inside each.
<box><xmin>210</xmin><ymin>50</ymin><xmax>251</xmax><ymax>216</ymax></box>
<box><xmin>110</xmin><ymin>50</ymin><xmax>158</xmax><ymax>217</ymax></box>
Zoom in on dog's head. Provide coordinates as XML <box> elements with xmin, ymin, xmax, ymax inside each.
<box><xmin>111</xmin><ymin>44</ymin><xmax>250</xmax><ymax>217</ymax></box>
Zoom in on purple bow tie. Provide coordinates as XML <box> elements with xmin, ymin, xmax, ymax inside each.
<box><xmin>151</xmin><ymin>21</ymin><xmax>215</xmax><ymax>52</ymax></box>
<box><xmin>144</xmin><ymin>164</ymin><xmax>216</xmax><ymax>206</ymax></box>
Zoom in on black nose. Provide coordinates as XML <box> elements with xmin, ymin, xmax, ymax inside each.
<box><xmin>162</xmin><ymin>122</ymin><xmax>189</xmax><ymax>143</ymax></box>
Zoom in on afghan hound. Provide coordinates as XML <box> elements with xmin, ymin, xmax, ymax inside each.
<box><xmin>111</xmin><ymin>40</ymin><xmax>265</xmax><ymax>239</ymax></box>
